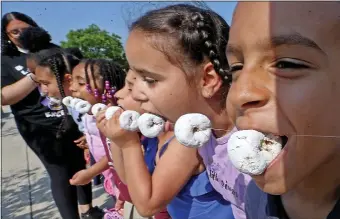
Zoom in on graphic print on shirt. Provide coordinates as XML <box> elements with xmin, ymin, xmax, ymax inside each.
<box><xmin>15</xmin><ymin>65</ymin><xmax>30</xmax><ymax>75</ymax></box>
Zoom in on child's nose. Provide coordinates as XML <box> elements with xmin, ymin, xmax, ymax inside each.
<box><xmin>229</xmin><ymin>69</ymin><xmax>270</xmax><ymax>114</ymax></box>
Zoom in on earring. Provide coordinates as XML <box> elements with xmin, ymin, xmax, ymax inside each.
<box><xmin>7</xmin><ymin>40</ymin><xmax>11</xmax><ymax>43</ymax></box>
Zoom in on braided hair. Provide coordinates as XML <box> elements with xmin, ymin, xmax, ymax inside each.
<box><xmin>130</xmin><ymin>4</ymin><xmax>230</xmax><ymax>103</ymax></box>
<box><xmin>82</xmin><ymin>58</ymin><xmax>126</xmax><ymax>104</ymax></box>
<box><xmin>38</xmin><ymin>49</ymin><xmax>82</xmax><ymax>138</ymax></box>
<box><xmin>1</xmin><ymin>12</ymin><xmax>38</xmax><ymax>57</ymax></box>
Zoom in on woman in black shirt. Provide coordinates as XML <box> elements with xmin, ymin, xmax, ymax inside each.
<box><xmin>1</xmin><ymin>12</ymin><xmax>103</xmax><ymax>219</ymax></box>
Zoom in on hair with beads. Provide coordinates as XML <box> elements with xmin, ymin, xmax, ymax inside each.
<box><xmin>81</xmin><ymin>58</ymin><xmax>126</xmax><ymax>104</ymax></box>
<box><xmin>38</xmin><ymin>48</ymin><xmax>82</xmax><ymax>138</ymax></box>
<box><xmin>130</xmin><ymin>4</ymin><xmax>230</xmax><ymax>86</ymax></box>
<box><xmin>1</xmin><ymin>12</ymin><xmax>38</xmax><ymax>56</ymax></box>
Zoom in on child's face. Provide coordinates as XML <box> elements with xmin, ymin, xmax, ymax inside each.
<box><xmin>226</xmin><ymin>2</ymin><xmax>340</xmax><ymax>194</ymax></box>
<box><xmin>35</xmin><ymin>65</ymin><xmax>72</xmax><ymax>99</ymax></box>
<box><xmin>114</xmin><ymin>71</ymin><xmax>144</xmax><ymax>113</ymax></box>
<box><xmin>126</xmin><ymin>30</ymin><xmax>221</xmax><ymax>123</ymax></box>
<box><xmin>70</xmin><ymin>62</ymin><xmax>103</xmax><ymax>105</ymax></box>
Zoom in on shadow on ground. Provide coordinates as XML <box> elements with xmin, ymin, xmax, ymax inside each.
<box><xmin>1</xmin><ymin>168</ymin><xmax>60</xmax><ymax>219</ymax></box>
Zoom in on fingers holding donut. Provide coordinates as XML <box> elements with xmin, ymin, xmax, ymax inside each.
<box><xmin>106</xmin><ymin>108</ymin><xmax>140</xmax><ymax>147</ymax></box>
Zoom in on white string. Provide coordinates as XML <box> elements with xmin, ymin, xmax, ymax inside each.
<box><xmin>167</xmin><ymin>122</ymin><xmax>340</xmax><ymax>139</ymax></box>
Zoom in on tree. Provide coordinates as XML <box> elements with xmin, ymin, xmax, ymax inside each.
<box><xmin>60</xmin><ymin>24</ymin><xmax>128</xmax><ymax>69</ymax></box>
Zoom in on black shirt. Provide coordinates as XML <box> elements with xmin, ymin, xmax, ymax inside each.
<box><xmin>1</xmin><ymin>53</ymin><xmax>63</xmax><ymax>131</ymax></box>
<box><xmin>245</xmin><ymin>180</ymin><xmax>340</xmax><ymax>219</ymax></box>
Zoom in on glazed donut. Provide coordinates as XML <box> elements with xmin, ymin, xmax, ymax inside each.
<box><xmin>119</xmin><ymin>110</ymin><xmax>140</xmax><ymax>131</ymax></box>
<box><xmin>138</xmin><ymin>113</ymin><xmax>165</xmax><ymax>138</ymax></box>
<box><xmin>74</xmin><ymin>100</ymin><xmax>92</xmax><ymax>114</ymax></box>
<box><xmin>62</xmin><ymin>96</ymin><xmax>73</xmax><ymax>107</ymax></box>
<box><xmin>227</xmin><ymin>130</ymin><xmax>283</xmax><ymax>175</ymax></box>
<box><xmin>174</xmin><ymin>113</ymin><xmax>212</xmax><ymax>148</ymax></box>
<box><xmin>105</xmin><ymin>106</ymin><xmax>121</xmax><ymax>120</ymax></box>
<box><xmin>70</xmin><ymin>98</ymin><xmax>82</xmax><ymax>108</ymax></box>
<box><xmin>91</xmin><ymin>103</ymin><xmax>107</xmax><ymax>117</ymax></box>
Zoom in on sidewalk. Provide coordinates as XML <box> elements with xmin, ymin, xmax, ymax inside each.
<box><xmin>1</xmin><ymin>106</ymin><xmax>113</xmax><ymax>219</ymax></box>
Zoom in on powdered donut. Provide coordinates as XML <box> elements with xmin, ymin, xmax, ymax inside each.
<box><xmin>62</xmin><ymin>96</ymin><xmax>73</xmax><ymax>107</ymax></box>
<box><xmin>105</xmin><ymin>106</ymin><xmax>121</xmax><ymax>120</ymax></box>
<box><xmin>138</xmin><ymin>113</ymin><xmax>165</xmax><ymax>138</ymax></box>
<box><xmin>91</xmin><ymin>103</ymin><xmax>107</xmax><ymax>116</ymax></box>
<box><xmin>227</xmin><ymin>130</ymin><xmax>283</xmax><ymax>175</ymax></box>
<box><xmin>70</xmin><ymin>98</ymin><xmax>82</xmax><ymax>108</ymax></box>
<box><xmin>74</xmin><ymin>100</ymin><xmax>92</xmax><ymax>114</ymax></box>
<box><xmin>119</xmin><ymin>110</ymin><xmax>140</xmax><ymax>131</ymax></box>
<box><xmin>174</xmin><ymin>113</ymin><xmax>212</xmax><ymax>148</ymax></box>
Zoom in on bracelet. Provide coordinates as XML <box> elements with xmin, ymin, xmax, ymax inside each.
<box><xmin>27</xmin><ymin>73</ymin><xmax>39</xmax><ymax>84</ymax></box>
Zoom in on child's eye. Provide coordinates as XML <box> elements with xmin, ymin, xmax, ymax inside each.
<box><xmin>275</xmin><ymin>60</ymin><xmax>309</xmax><ymax>69</ymax></box>
<box><xmin>143</xmin><ymin>77</ymin><xmax>157</xmax><ymax>84</ymax></box>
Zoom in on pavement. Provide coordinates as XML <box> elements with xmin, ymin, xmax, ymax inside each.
<box><xmin>1</xmin><ymin>106</ymin><xmax>113</xmax><ymax>219</ymax></box>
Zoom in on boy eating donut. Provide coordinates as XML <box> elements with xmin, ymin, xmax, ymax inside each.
<box><xmin>226</xmin><ymin>2</ymin><xmax>340</xmax><ymax>219</ymax></box>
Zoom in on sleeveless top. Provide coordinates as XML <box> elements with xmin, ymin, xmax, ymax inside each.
<box><xmin>156</xmin><ymin>136</ymin><xmax>235</xmax><ymax>219</ymax></box>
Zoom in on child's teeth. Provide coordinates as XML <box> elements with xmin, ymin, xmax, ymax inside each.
<box><xmin>227</xmin><ymin>130</ymin><xmax>283</xmax><ymax>175</ymax></box>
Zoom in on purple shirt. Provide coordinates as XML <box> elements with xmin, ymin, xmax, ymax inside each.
<box><xmin>198</xmin><ymin>127</ymin><xmax>252</xmax><ymax>219</ymax></box>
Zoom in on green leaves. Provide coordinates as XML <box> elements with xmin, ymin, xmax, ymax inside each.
<box><xmin>60</xmin><ymin>24</ymin><xmax>128</xmax><ymax>69</ymax></box>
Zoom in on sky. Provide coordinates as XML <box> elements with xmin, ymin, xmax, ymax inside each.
<box><xmin>1</xmin><ymin>1</ymin><xmax>236</xmax><ymax>47</ymax></box>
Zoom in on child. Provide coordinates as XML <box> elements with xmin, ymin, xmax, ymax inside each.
<box><xmin>226</xmin><ymin>2</ymin><xmax>340</xmax><ymax>219</ymax></box>
<box><xmin>34</xmin><ymin>49</ymin><xmax>104</xmax><ymax>219</ymax></box>
<box><xmin>27</xmin><ymin>48</ymin><xmax>87</xmax><ymax>147</ymax></box>
<box><xmin>96</xmin><ymin>70</ymin><xmax>172</xmax><ymax>219</ymax></box>
<box><xmin>98</xmin><ymin>4</ymin><xmax>237</xmax><ymax>219</ymax></box>
<box><xmin>68</xmin><ymin>58</ymin><xmax>126</xmax><ymax>219</ymax></box>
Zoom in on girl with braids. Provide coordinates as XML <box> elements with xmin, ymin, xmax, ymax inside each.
<box><xmin>97</xmin><ymin>4</ymin><xmax>242</xmax><ymax>219</ymax></box>
<box><xmin>96</xmin><ymin>70</ymin><xmax>172</xmax><ymax>219</ymax></box>
<box><xmin>1</xmin><ymin>12</ymin><xmax>101</xmax><ymax>219</ymax></box>
<box><xmin>35</xmin><ymin>50</ymin><xmax>104</xmax><ymax>219</ymax></box>
<box><xmin>67</xmin><ymin>58</ymin><xmax>127</xmax><ymax>219</ymax></box>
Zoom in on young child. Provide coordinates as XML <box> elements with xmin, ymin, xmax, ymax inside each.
<box><xmin>96</xmin><ymin>70</ymin><xmax>172</xmax><ymax>219</ymax></box>
<box><xmin>34</xmin><ymin>49</ymin><xmax>104</xmax><ymax>219</ymax></box>
<box><xmin>27</xmin><ymin>48</ymin><xmax>88</xmax><ymax>147</ymax></box>
<box><xmin>226</xmin><ymin>2</ymin><xmax>340</xmax><ymax>219</ymax></box>
<box><xmin>67</xmin><ymin>58</ymin><xmax>126</xmax><ymax>218</ymax></box>
<box><xmin>98</xmin><ymin>4</ymin><xmax>238</xmax><ymax>219</ymax></box>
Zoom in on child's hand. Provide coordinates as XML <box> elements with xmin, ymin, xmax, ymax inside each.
<box><xmin>74</xmin><ymin>135</ymin><xmax>88</xmax><ymax>149</ymax></box>
<box><xmin>96</xmin><ymin>108</ymin><xmax>140</xmax><ymax>148</ymax></box>
<box><xmin>69</xmin><ymin>169</ymin><xmax>93</xmax><ymax>185</ymax></box>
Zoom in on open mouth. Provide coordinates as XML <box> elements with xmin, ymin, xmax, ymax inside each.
<box><xmin>227</xmin><ymin>130</ymin><xmax>290</xmax><ymax>176</ymax></box>
<box><xmin>260</xmin><ymin>134</ymin><xmax>288</xmax><ymax>149</ymax></box>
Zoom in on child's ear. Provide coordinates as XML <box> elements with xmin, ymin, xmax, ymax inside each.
<box><xmin>201</xmin><ymin>62</ymin><xmax>223</xmax><ymax>99</ymax></box>
<box><xmin>64</xmin><ymin>73</ymin><xmax>72</xmax><ymax>83</ymax></box>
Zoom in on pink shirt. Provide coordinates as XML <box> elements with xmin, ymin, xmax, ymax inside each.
<box><xmin>198</xmin><ymin>127</ymin><xmax>252</xmax><ymax>219</ymax></box>
<box><xmin>83</xmin><ymin>114</ymin><xmax>113</xmax><ymax>189</ymax></box>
